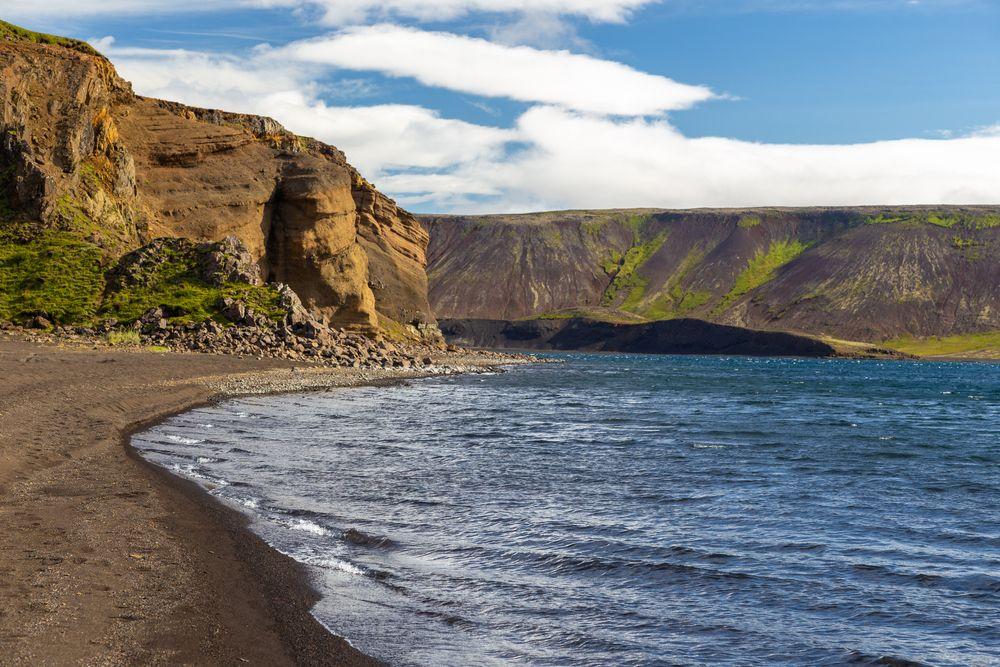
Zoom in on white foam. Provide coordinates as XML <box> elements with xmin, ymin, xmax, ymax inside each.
<box><xmin>166</xmin><ymin>434</ymin><xmax>203</xmax><ymax>445</ymax></box>
<box><xmin>168</xmin><ymin>463</ymin><xmax>229</xmax><ymax>486</ymax></box>
<box><xmin>235</xmin><ymin>496</ymin><xmax>260</xmax><ymax>509</ymax></box>
<box><xmin>288</xmin><ymin>518</ymin><xmax>328</xmax><ymax>536</ymax></box>
<box><xmin>310</xmin><ymin>556</ymin><xmax>365</xmax><ymax>576</ymax></box>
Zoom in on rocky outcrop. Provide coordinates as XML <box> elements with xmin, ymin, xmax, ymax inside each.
<box><xmin>108</xmin><ymin>237</ymin><xmax>262</xmax><ymax>291</ymax></box>
<box><xmin>0</xmin><ymin>25</ymin><xmax>434</xmax><ymax>336</ymax></box>
<box><xmin>422</xmin><ymin>207</ymin><xmax>1000</xmax><ymax>342</ymax></box>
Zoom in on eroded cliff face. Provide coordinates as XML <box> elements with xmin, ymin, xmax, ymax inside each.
<box><xmin>0</xmin><ymin>33</ymin><xmax>433</xmax><ymax>334</ymax></box>
<box><xmin>421</xmin><ymin>207</ymin><xmax>1000</xmax><ymax>342</ymax></box>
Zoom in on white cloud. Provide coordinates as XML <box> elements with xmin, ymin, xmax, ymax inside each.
<box><xmin>308</xmin><ymin>0</ymin><xmax>656</xmax><ymax>25</ymax></box>
<box><xmin>276</xmin><ymin>25</ymin><xmax>716</xmax><ymax>115</ymax></box>
<box><xmin>435</xmin><ymin>107</ymin><xmax>1000</xmax><ymax>211</ymax></box>
<box><xmin>94</xmin><ymin>37</ymin><xmax>1000</xmax><ymax>214</ymax></box>
<box><xmin>967</xmin><ymin>123</ymin><xmax>1000</xmax><ymax>138</ymax></box>
<box><xmin>96</xmin><ymin>38</ymin><xmax>514</xmax><ymax>177</ymax></box>
<box><xmin>0</xmin><ymin>0</ymin><xmax>295</xmax><ymax>20</ymax></box>
<box><xmin>0</xmin><ymin>0</ymin><xmax>656</xmax><ymax>23</ymax></box>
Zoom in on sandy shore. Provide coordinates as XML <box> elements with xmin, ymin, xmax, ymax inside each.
<box><xmin>0</xmin><ymin>335</ymin><xmax>511</xmax><ymax>665</ymax></box>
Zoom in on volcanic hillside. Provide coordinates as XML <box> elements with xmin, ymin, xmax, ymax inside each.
<box><xmin>422</xmin><ymin>207</ymin><xmax>1000</xmax><ymax>345</ymax></box>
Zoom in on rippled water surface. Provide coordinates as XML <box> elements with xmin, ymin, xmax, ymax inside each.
<box><xmin>134</xmin><ymin>354</ymin><xmax>1000</xmax><ymax>666</ymax></box>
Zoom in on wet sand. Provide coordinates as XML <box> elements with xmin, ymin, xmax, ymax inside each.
<box><xmin>0</xmin><ymin>336</ymin><xmax>504</xmax><ymax>665</ymax></box>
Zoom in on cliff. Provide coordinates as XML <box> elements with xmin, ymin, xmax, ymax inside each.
<box><xmin>421</xmin><ymin>207</ymin><xmax>1000</xmax><ymax>344</ymax></box>
<box><xmin>0</xmin><ymin>21</ymin><xmax>433</xmax><ymax>335</ymax></box>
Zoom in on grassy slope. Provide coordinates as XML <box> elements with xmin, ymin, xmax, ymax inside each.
<box><xmin>715</xmin><ymin>239</ymin><xmax>808</xmax><ymax>314</ymax></box>
<box><xmin>881</xmin><ymin>332</ymin><xmax>1000</xmax><ymax>359</ymax></box>
<box><xmin>0</xmin><ymin>233</ymin><xmax>104</xmax><ymax>322</ymax></box>
<box><xmin>0</xmin><ymin>20</ymin><xmax>103</xmax><ymax>57</ymax></box>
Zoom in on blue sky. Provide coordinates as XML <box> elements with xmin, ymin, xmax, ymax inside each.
<box><xmin>4</xmin><ymin>0</ymin><xmax>999</xmax><ymax>212</ymax></box>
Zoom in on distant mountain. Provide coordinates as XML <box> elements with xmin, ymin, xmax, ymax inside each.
<box><xmin>421</xmin><ymin>207</ymin><xmax>1000</xmax><ymax>349</ymax></box>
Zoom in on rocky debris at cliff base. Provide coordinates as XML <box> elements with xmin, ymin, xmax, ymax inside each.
<box><xmin>0</xmin><ymin>319</ymin><xmax>530</xmax><ymax>370</ymax></box>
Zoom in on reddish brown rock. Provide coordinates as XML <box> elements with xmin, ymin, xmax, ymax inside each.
<box><xmin>0</xmin><ymin>33</ymin><xmax>434</xmax><ymax>335</ymax></box>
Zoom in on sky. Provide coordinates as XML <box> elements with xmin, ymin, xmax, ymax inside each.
<box><xmin>3</xmin><ymin>0</ymin><xmax>999</xmax><ymax>213</ymax></box>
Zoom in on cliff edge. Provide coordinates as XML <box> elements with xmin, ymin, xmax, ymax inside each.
<box><xmin>0</xmin><ymin>21</ymin><xmax>433</xmax><ymax>336</ymax></box>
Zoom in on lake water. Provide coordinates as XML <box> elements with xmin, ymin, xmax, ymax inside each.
<box><xmin>133</xmin><ymin>354</ymin><xmax>1000</xmax><ymax>666</ymax></box>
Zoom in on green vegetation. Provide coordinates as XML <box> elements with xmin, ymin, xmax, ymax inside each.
<box><xmin>600</xmin><ymin>250</ymin><xmax>623</xmax><ymax>276</ymax></box>
<box><xmin>0</xmin><ymin>20</ymin><xmax>103</xmax><ymax>57</ymax></box>
<box><xmin>645</xmin><ymin>287</ymin><xmax>711</xmax><ymax>321</ymax></box>
<box><xmin>53</xmin><ymin>194</ymin><xmax>96</xmax><ymax>235</ymax></box>
<box><xmin>600</xmin><ymin>231</ymin><xmax>668</xmax><ymax>309</ymax></box>
<box><xmin>951</xmin><ymin>236</ymin><xmax>982</xmax><ymax>249</ymax></box>
<box><xmin>927</xmin><ymin>213</ymin><xmax>960</xmax><ymax>229</ymax></box>
<box><xmin>716</xmin><ymin>239</ymin><xmax>808</xmax><ymax>313</ymax></box>
<box><xmin>0</xmin><ymin>232</ymin><xmax>104</xmax><ymax>323</ymax></box>
<box><xmin>866</xmin><ymin>211</ymin><xmax>1000</xmax><ymax>230</ymax></box>
<box><xmin>377</xmin><ymin>314</ymin><xmax>424</xmax><ymax>342</ymax></box>
<box><xmin>0</xmin><ymin>226</ymin><xmax>283</xmax><ymax>327</ymax></box>
<box><xmin>641</xmin><ymin>248</ymin><xmax>709</xmax><ymax>320</ymax></box>
<box><xmin>882</xmin><ymin>331</ymin><xmax>1000</xmax><ymax>358</ymax></box>
<box><xmin>102</xmin><ymin>255</ymin><xmax>283</xmax><ymax>325</ymax></box>
<box><xmin>865</xmin><ymin>214</ymin><xmax>908</xmax><ymax>225</ymax></box>
<box><xmin>106</xmin><ymin>330</ymin><xmax>141</xmax><ymax>346</ymax></box>
<box><xmin>581</xmin><ymin>217</ymin><xmax>609</xmax><ymax>238</ymax></box>
<box><xmin>737</xmin><ymin>215</ymin><xmax>762</xmax><ymax>229</ymax></box>
<box><xmin>528</xmin><ymin>308</ymin><xmax>646</xmax><ymax>324</ymax></box>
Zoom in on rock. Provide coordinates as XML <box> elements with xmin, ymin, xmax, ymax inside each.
<box><xmin>29</xmin><ymin>315</ymin><xmax>52</xmax><ymax>329</ymax></box>
<box><xmin>139</xmin><ymin>307</ymin><xmax>164</xmax><ymax>324</ymax></box>
<box><xmin>218</xmin><ymin>298</ymin><xmax>247</xmax><ymax>324</ymax></box>
<box><xmin>198</xmin><ymin>236</ymin><xmax>261</xmax><ymax>286</ymax></box>
<box><xmin>276</xmin><ymin>284</ymin><xmax>311</xmax><ymax>326</ymax></box>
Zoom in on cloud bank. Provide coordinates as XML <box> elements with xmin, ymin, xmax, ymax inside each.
<box><xmin>94</xmin><ymin>31</ymin><xmax>1000</xmax><ymax>213</ymax></box>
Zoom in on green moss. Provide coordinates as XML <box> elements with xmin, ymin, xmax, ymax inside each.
<box><xmin>0</xmin><ymin>20</ymin><xmax>103</xmax><ymax>57</ymax></box>
<box><xmin>882</xmin><ymin>331</ymin><xmax>1000</xmax><ymax>358</ymax></box>
<box><xmin>646</xmin><ymin>288</ymin><xmax>711</xmax><ymax>320</ymax></box>
<box><xmin>620</xmin><ymin>276</ymin><xmax>649</xmax><ymax>312</ymax></box>
<box><xmin>640</xmin><ymin>247</ymin><xmax>710</xmax><ymax>321</ymax></box>
<box><xmin>926</xmin><ymin>214</ymin><xmax>961</xmax><ymax>229</ymax></box>
<box><xmin>53</xmin><ymin>194</ymin><xmax>97</xmax><ymax>236</ymax></box>
<box><xmin>78</xmin><ymin>160</ymin><xmax>104</xmax><ymax>192</ymax></box>
<box><xmin>866</xmin><ymin>214</ymin><xmax>907</xmax><ymax>225</ymax></box>
<box><xmin>101</xmin><ymin>246</ymin><xmax>283</xmax><ymax>325</ymax></box>
<box><xmin>106</xmin><ymin>330</ymin><xmax>141</xmax><ymax>346</ymax></box>
<box><xmin>528</xmin><ymin>308</ymin><xmax>646</xmax><ymax>324</ymax></box>
<box><xmin>951</xmin><ymin>236</ymin><xmax>981</xmax><ymax>249</ymax></box>
<box><xmin>539</xmin><ymin>225</ymin><xmax>563</xmax><ymax>245</ymax></box>
<box><xmin>737</xmin><ymin>215</ymin><xmax>762</xmax><ymax>229</ymax></box>
<box><xmin>377</xmin><ymin>314</ymin><xmax>420</xmax><ymax>342</ymax></box>
<box><xmin>600</xmin><ymin>231</ymin><xmax>668</xmax><ymax>308</ymax></box>
<box><xmin>968</xmin><ymin>214</ymin><xmax>1000</xmax><ymax>230</ymax></box>
<box><xmin>581</xmin><ymin>218</ymin><xmax>608</xmax><ymax>238</ymax></box>
<box><xmin>0</xmin><ymin>232</ymin><xmax>104</xmax><ymax>323</ymax></box>
<box><xmin>716</xmin><ymin>239</ymin><xmax>808</xmax><ymax>313</ymax></box>
<box><xmin>600</xmin><ymin>250</ymin><xmax>623</xmax><ymax>276</ymax></box>
<box><xmin>103</xmin><ymin>273</ymin><xmax>283</xmax><ymax>326</ymax></box>
<box><xmin>866</xmin><ymin>211</ymin><xmax>1000</xmax><ymax>230</ymax></box>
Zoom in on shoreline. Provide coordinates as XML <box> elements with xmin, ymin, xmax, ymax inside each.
<box><xmin>0</xmin><ymin>335</ymin><xmax>517</xmax><ymax>665</ymax></box>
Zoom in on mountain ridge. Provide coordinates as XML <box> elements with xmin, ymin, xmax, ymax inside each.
<box><xmin>421</xmin><ymin>206</ymin><xmax>1000</xmax><ymax>346</ymax></box>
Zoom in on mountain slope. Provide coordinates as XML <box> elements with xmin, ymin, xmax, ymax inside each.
<box><xmin>1</xmin><ymin>22</ymin><xmax>433</xmax><ymax>335</ymax></box>
<box><xmin>421</xmin><ymin>207</ymin><xmax>1000</xmax><ymax>342</ymax></box>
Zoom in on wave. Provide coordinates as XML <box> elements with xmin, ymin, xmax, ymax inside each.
<box><xmin>343</xmin><ymin>528</ymin><xmax>396</xmax><ymax>549</ymax></box>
